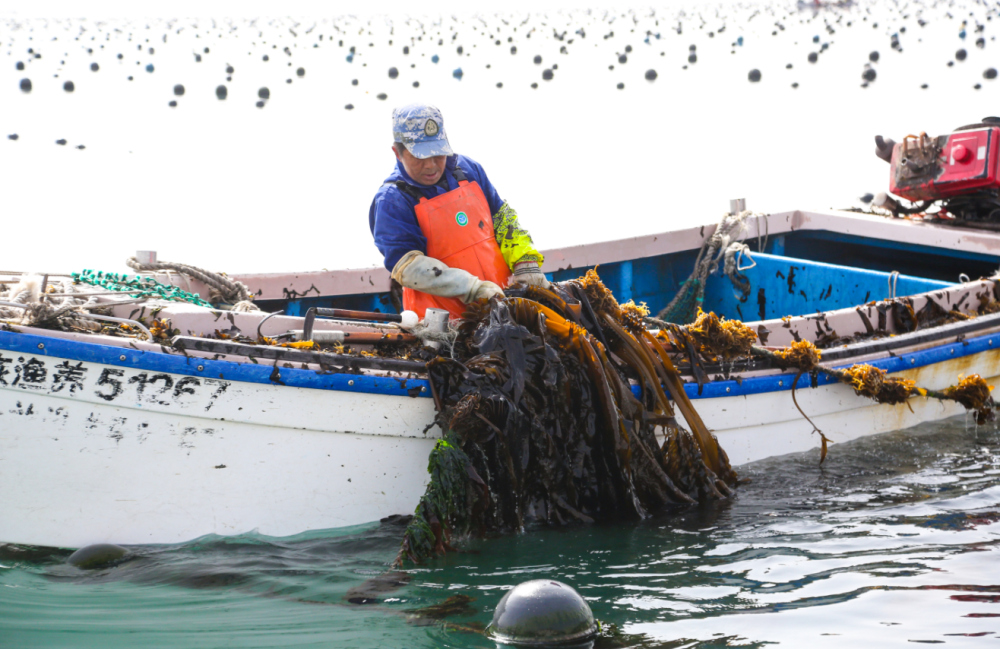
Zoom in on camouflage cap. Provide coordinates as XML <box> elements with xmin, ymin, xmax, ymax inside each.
<box><xmin>392</xmin><ymin>103</ymin><xmax>454</xmax><ymax>159</ymax></box>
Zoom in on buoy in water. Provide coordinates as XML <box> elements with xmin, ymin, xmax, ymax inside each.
<box><xmin>487</xmin><ymin>580</ymin><xmax>598</xmax><ymax>647</ymax></box>
<box><xmin>67</xmin><ymin>543</ymin><xmax>128</xmax><ymax>570</ymax></box>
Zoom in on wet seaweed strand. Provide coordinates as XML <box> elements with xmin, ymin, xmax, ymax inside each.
<box><xmin>398</xmin><ymin>272</ymin><xmax>738</xmax><ymax>565</ymax></box>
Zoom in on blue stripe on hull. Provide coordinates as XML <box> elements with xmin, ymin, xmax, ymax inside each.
<box><xmin>0</xmin><ymin>330</ymin><xmax>429</xmax><ymax>398</ymax></box>
<box><xmin>1</xmin><ymin>329</ymin><xmax>993</xmax><ymax>401</ymax></box>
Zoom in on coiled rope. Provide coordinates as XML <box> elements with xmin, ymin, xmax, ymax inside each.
<box><xmin>125</xmin><ymin>257</ymin><xmax>260</xmax><ymax>311</ymax></box>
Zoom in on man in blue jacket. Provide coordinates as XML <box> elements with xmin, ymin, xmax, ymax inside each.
<box><xmin>369</xmin><ymin>103</ymin><xmax>548</xmax><ymax>318</ymax></box>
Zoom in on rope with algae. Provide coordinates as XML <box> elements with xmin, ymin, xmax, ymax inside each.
<box><xmin>653</xmin><ymin>310</ymin><xmax>996</xmax><ymax>461</ymax></box>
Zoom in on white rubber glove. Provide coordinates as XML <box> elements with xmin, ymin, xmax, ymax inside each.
<box><xmin>392</xmin><ymin>251</ymin><xmax>505</xmax><ymax>303</ymax></box>
<box><xmin>511</xmin><ymin>260</ymin><xmax>550</xmax><ymax>289</ymax></box>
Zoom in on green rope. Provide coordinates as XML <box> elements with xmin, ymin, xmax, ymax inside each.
<box><xmin>72</xmin><ymin>269</ymin><xmax>214</xmax><ymax>308</ymax></box>
<box><xmin>658</xmin><ymin>277</ymin><xmax>704</xmax><ymax>325</ymax></box>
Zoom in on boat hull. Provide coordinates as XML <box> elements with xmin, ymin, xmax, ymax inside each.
<box><xmin>3</xmin><ymin>327</ymin><xmax>998</xmax><ymax>548</ymax></box>
<box><xmin>0</xmin><ymin>336</ymin><xmax>438</xmax><ymax>548</ymax></box>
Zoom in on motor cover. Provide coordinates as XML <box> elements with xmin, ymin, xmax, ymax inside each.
<box><xmin>889</xmin><ymin>127</ymin><xmax>1000</xmax><ymax>201</ymax></box>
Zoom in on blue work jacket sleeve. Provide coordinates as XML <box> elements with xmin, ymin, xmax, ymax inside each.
<box><xmin>369</xmin><ymin>187</ymin><xmax>428</xmax><ymax>272</ymax></box>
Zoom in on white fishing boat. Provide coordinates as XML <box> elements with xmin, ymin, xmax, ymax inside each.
<box><xmin>3</xmin><ymin>205</ymin><xmax>1000</xmax><ymax>549</ymax></box>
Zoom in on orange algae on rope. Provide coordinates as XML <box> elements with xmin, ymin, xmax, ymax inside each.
<box><xmin>943</xmin><ymin>374</ymin><xmax>995</xmax><ymax>425</ymax></box>
<box><xmin>842</xmin><ymin>363</ymin><xmax>915</xmax><ymax>405</ymax></box>
<box><xmin>685</xmin><ymin>308</ymin><xmax>758</xmax><ymax>360</ymax></box>
<box><xmin>772</xmin><ymin>339</ymin><xmax>822</xmax><ymax>372</ymax></box>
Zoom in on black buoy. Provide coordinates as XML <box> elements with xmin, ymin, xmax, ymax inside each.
<box><xmin>618</xmin><ymin>53</ymin><xmax>627</xmax><ymax>64</ymax></box>
<box><xmin>15</xmin><ymin>61</ymin><xmax>24</xmax><ymax>70</ymax></box>
<box><xmin>870</xmin><ymin>50</ymin><xmax>880</xmax><ymax>62</ymax></box>
<box><xmin>19</xmin><ymin>78</ymin><xmax>31</xmax><ymax>92</ymax></box>
<box><xmin>985</xmin><ymin>68</ymin><xmax>998</xmax><ymax>80</ymax></box>
<box><xmin>542</xmin><ymin>68</ymin><xmax>553</xmax><ymax>80</ymax></box>
<box><xmin>173</xmin><ymin>84</ymin><xmax>185</xmax><ymax>96</ymax></box>
<box><xmin>863</xmin><ymin>68</ymin><xmax>876</xmax><ymax>81</ymax></box>
<box><xmin>296</xmin><ymin>67</ymin><xmax>305</xmax><ymax>77</ymax></box>
<box><xmin>957</xmin><ymin>48</ymin><xmax>968</xmax><ymax>61</ymax></box>
<box><xmin>215</xmin><ymin>84</ymin><xmax>227</xmax><ymax>100</ymax></box>
<box><xmin>388</xmin><ymin>66</ymin><xmax>399</xmax><ymax>78</ymax></box>
<box><xmin>486</xmin><ymin>580</ymin><xmax>598</xmax><ymax>647</ymax></box>
<box><xmin>63</xmin><ymin>80</ymin><xmax>74</xmax><ymax>92</ymax></box>
<box><xmin>258</xmin><ymin>87</ymin><xmax>269</xmax><ymax>99</ymax></box>
<box><xmin>68</xmin><ymin>544</ymin><xmax>129</xmax><ymax>570</ymax></box>
<box><xmin>808</xmin><ymin>52</ymin><xmax>818</xmax><ymax>63</ymax></box>
<box><xmin>533</xmin><ymin>54</ymin><xmax>542</xmax><ymax>64</ymax></box>
<box><xmin>645</xmin><ymin>69</ymin><xmax>657</xmax><ymax>81</ymax></box>
<box><xmin>748</xmin><ymin>68</ymin><xmax>762</xmax><ymax>82</ymax></box>
<box><xmin>90</xmin><ymin>62</ymin><xmax>99</xmax><ymax>72</ymax></box>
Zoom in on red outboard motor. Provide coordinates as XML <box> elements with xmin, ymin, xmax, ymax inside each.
<box><xmin>874</xmin><ymin>116</ymin><xmax>1000</xmax><ymax>223</ymax></box>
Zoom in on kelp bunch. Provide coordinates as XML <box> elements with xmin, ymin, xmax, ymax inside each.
<box><xmin>841</xmin><ymin>364</ymin><xmax>916</xmax><ymax>405</ymax></box>
<box><xmin>398</xmin><ymin>272</ymin><xmax>738</xmax><ymax>565</ymax></box>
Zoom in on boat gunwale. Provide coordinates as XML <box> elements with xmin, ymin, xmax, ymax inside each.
<box><xmin>2</xmin><ymin>321</ymin><xmax>998</xmax><ymax>402</ymax></box>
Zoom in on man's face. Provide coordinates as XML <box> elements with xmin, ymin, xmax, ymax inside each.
<box><xmin>395</xmin><ymin>145</ymin><xmax>447</xmax><ymax>186</ymax></box>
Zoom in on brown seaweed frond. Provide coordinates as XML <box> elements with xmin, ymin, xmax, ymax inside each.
<box><xmin>942</xmin><ymin>374</ymin><xmax>996</xmax><ymax>425</ymax></box>
<box><xmin>772</xmin><ymin>339</ymin><xmax>822</xmax><ymax>372</ymax></box>
<box><xmin>619</xmin><ymin>300</ymin><xmax>650</xmax><ymax>334</ymax></box>
<box><xmin>685</xmin><ymin>308</ymin><xmax>758</xmax><ymax>360</ymax></box>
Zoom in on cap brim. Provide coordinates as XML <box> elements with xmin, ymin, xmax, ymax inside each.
<box><xmin>407</xmin><ymin>138</ymin><xmax>453</xmax><ymax>159</ymax></box>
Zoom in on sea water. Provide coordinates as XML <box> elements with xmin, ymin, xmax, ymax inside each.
<box><xmin>3</xmin><ymin>1</ymin><xmax>1000</xmax><ymax>646</ymax></box>
<box><xmin>2</xmin><ymin>415</ymin><xmax>998</xmax><ymax>647</ymax></box>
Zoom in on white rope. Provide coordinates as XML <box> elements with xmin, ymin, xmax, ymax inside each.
<box><xmin>888</xmin><ymin>270</ymin><xmax>900</xmax><ymax>299</ymax></box>
<box><xmin>411</xmin><ymin>319</ymin><xmax>460</xmax><ymax>358</ymax></box>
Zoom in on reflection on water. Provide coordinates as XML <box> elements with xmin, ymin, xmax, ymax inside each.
<box><xmin>1</xmin><ymin>415</ymin><xmax>998</xmax><ymax>648</ymax></box>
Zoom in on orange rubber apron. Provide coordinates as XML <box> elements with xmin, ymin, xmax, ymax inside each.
<box><xmin>402</xmin><ymin>179</ymin><xmax>511</xmax><ymax>319</ymax></box>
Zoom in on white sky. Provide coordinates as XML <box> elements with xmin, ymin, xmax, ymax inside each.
<box><xmin>2</xmin><ymin>1</ymin><xmax>998</xmax><ymax>274</ymax></box>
